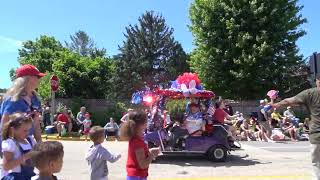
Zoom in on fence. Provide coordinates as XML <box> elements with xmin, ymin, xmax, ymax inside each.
<box><xmin>55</xmin><ymin>98</ymin><xmax>309</xmax><ymax>119</ymax></box>
<box><xmin>55</xmin><ymin>98</ymin><xmax>118</xmax><ymax>111</ymax></box>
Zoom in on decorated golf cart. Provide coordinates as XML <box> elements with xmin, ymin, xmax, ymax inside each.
<box><xmin>131</xmin><ymin>73</ymin><xmax>239</xmax><ymax>162</ymax></box>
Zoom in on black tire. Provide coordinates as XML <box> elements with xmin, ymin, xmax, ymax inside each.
<box><xmin>207</xmin><ymin>145</ymin><xmax>227</xmax><ymax>162</ymax></box>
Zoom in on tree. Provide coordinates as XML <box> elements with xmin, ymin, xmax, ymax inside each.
<box><xmin>282</xmin><ymin>62</ymin><xmax>311</xmax><ymax>97</ymax></box>
<box><xmin>9</xmin><ymin>35</ymin><xmax>65</xmax><ymax>81</ymax></box>
<box><xmin>13</xmin><ymin>35</ymin><xmax>114</xmax><ymax>99</ymax></box>
<box><xmin>18</xmin><ymin>35</ymin><xmax>64</xmax><ymax>73</ymax></box>
<box><xmin>9</xmin><ymin>69</ymin><xmax>16</xmax><ymax>81</ymax></box>
<box><xmin>114</xmin><ymin>11</ymin><xmax>189</xmax><ymax>99</ymax></box>
<box><xmin>37</xmin><ymin>72</ymin><xmax>53</xmax><ymax>102</ymax></box>
<box><xmin>0</xmin><ymin>88</ymin><xmax>6</xmax><ymax>93</ymax></box>
<box><xmin>65</xmin><ymin>30</ymin><xmax>106</xmax><ymax>58</ymax></box>
<box><xmin>52</xmin><ymin>51</ymin><xmax>113</xmax><ymax>98</ymax></box>
<box><xmin>189</xmin><ymin>0</ymin><xmax>307</xmax><ymax>99</ymax></box>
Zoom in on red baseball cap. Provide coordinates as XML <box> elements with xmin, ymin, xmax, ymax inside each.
<box><xmin>16</xmin><ymin>64</ymin><xmax>46</xmax><ymax>78</ymax></box>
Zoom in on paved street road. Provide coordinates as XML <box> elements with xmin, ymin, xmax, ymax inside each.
<box><xmin>241</xmin><ymin>141</ymin><xmax>310</xmax><ymax>152</ymax></box>
<box><xmin>56</xmin><ymin>140</ymin><xmax>312</xmax><ymax>180</ymax></box>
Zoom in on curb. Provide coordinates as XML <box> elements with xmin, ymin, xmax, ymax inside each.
<box><xmin>41</xmin><ymin>135</ymin><xmax>121</xmax><ymax>142</ymax></box>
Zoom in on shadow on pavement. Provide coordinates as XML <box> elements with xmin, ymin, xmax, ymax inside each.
<box><xmin>153</xmin><ymin>154</ymin><xmax>270</xmax><ymax>167</ymax></box>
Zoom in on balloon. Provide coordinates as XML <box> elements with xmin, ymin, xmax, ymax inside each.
<box><xmin>196</xmin><ymin>85</ymin><xmax>204</xmax><ymax>90</ymax></box>
<box><xmin>181</xmin><ymin>84</ymin><xmax>188</xmax><ymax>91</ymax></box>
<box><xmin>267</xmin><ymin>90</ymin><xmax>279</xmax><ymax>100</ymax></box>
<box><xmin>190</xmin><ymin>88</ymin><xmax>198</xmax><ymax>94</ymax></box>
<box><xmin>180</xmin><ymin>84</ymin><xmax>190</xmax><ymax>97</ymax></box>
<box><xmin>189</xmin><ymin>80</ymin><xmax>196</xmax><ymax>89</ymax></box>
<box><xmin>170</xmin><ymin>80</ymin><xmax>178</xmax><ymax>89</ymax></box>
<box><xmin>131</xmin><ymin>92</ymin><xmax>143</xmax><ymax>104</ymax></box>
<box><xmin>176</xmin><ymin>72</ymin><xmax>201</xmax><ymax>87</ymax></box>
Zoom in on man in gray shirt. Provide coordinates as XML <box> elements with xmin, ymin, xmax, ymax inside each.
<box><xmin>273</xmin><ymin>75</ymin><xmax>320</xmax><ymax>180</ymax></box>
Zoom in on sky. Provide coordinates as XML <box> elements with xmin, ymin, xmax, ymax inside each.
<box><xmin>0</xmin><ymin>0</ymin><xmax>319</xmax><ymax>89</ymax></box>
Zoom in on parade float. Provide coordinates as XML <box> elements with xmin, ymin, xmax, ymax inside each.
<box><xmin>131</xmin><ymin>73</ymin><xmax>239</xmax><ymax>162</ymax></box>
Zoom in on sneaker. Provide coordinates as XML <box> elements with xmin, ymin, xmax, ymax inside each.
<box><xmin>230</xmin><ymin>142</ymin><xmax>241</xmax><ymax>149</ymax></box>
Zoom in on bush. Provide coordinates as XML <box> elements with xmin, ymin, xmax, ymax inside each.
<box><xmin>90</xmin><ymin>101</ymin><xmax>128</xmax><ymax>127</ymax></box>
<box><xmin>91</xmin><ymin>111</ymin><xmax>108</xmax><ymax>127</ymax></box>
<box><xmin>70</xmin><ymin>97</ymin><xmax>84</xmax><ymax>115</ymax></box>
<box><xmin>294</xmin><ymin>109</ymin><xmax>310</xmax><ymax>122</ymax></box>
<box><xmin>56</xmin><ymin>102</ymin><xmax>66</xmax><ymax>113</ymax></box>
<box><xmin>166</xmin><ymin>99</ymin><xmax>187</xmax><ymax>116</ymax></box>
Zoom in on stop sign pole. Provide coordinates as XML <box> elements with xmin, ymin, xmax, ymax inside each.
<box><xmin>50</xmin><ymin>75</ymin><xmax>59</xmax><ymax>125</ymax></box>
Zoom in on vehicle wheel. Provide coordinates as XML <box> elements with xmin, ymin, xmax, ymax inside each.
<box><xmin>207</xmin><ymin>145</ymin><xmax>227</xmax><ymax>162</ymax></box>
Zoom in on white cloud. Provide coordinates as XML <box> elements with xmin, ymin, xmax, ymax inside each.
<box><xmin>0</xmin><ymin>36</ymin><xmax>22</xmax><ymax>53</ymax></box>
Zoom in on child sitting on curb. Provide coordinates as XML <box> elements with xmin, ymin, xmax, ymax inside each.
<box><xmin>85</xmin><ymin>126</ymin><xmax>121</xmax><ymax>180</ymax></box>
<box><xmin>297</xmin><ymin>123</ymin><xmax>309</xmax><ymax>141</ymax></box>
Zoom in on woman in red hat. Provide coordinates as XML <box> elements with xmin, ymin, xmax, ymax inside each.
<box><xmin>0</xmin><ymin>64</ymin><xmax>45</xmax><ymax>152</ymax></box>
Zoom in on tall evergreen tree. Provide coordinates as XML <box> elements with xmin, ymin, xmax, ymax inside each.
<box><xmin>114</xmin><ymin>11</ymin><xmax>189</xmax><ymax>99</ymax></box>
<box><xmin>189</xmin><ymin>0</ymin><xmax>307</xmax><ymax>99</ymax></box>
<box><xmin>65</xmin><ymin>30</ymin><xmax>106</xmax><ymax>57</ymax></box>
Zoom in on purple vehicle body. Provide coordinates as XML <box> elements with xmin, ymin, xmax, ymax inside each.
<box><xmin>144</xmin><ymin>125</ymin><xmax>232</xmax><ymax>162</ymax></box>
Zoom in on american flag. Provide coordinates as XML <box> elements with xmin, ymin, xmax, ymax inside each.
<box><xmin>207</xmin><ymin>103</ymin><xmax>216</xmax><ymax>115</ymax></box>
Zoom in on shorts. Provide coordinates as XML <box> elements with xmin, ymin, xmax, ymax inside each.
<box><xmin>258</xmin><ymin>121</ymin><xmax>272</xmax><ymax>135</ymax></box>
<box><xmin>63</xmin><ymin>124</ymin><xmax>69</xmax><ymax>129</ymax></box>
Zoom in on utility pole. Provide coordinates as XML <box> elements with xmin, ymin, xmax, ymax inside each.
<box><xmin>309</xmin><ymin>52</ymin><xmax>320</xmax><ymax>87</ymax></box>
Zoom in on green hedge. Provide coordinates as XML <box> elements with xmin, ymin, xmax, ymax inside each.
<box><xmin>165</xmin><ymin>99</ymin><xmax>187</xmax><ymax>116</ymax></box>
<box><xmin>65</xmin><ymin>97</ymin><xmax>128</xmax><ymax>127</ymax></box>
<box><xmin>90</xmin><ymin>102</ymin><xmax>127</xmax><ymax>127</ymax></box>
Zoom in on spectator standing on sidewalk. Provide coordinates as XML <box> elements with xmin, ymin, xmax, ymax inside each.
<box><xmin>82</xmin><ymin>113</ymin><xmax>92</xmax><ymax>140</ymax></box>
<box><xmin>272</xmin><ymin>74</ymin><xmax>320</xmax><ymax>180</ymax></box>
<box><xmin>0</xmin><ymin>64</ymin><xmax>45</xmax><ymax>148</ymax></box>
<box><xmin>257</xmin><ymin>100</ymin><xmax>274</xmax><ymax>142</ymax></box>
<box><xmin>42</xmin><ymin>105</ymin><xmax>51</xmax><ymax>128</ymax></box>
